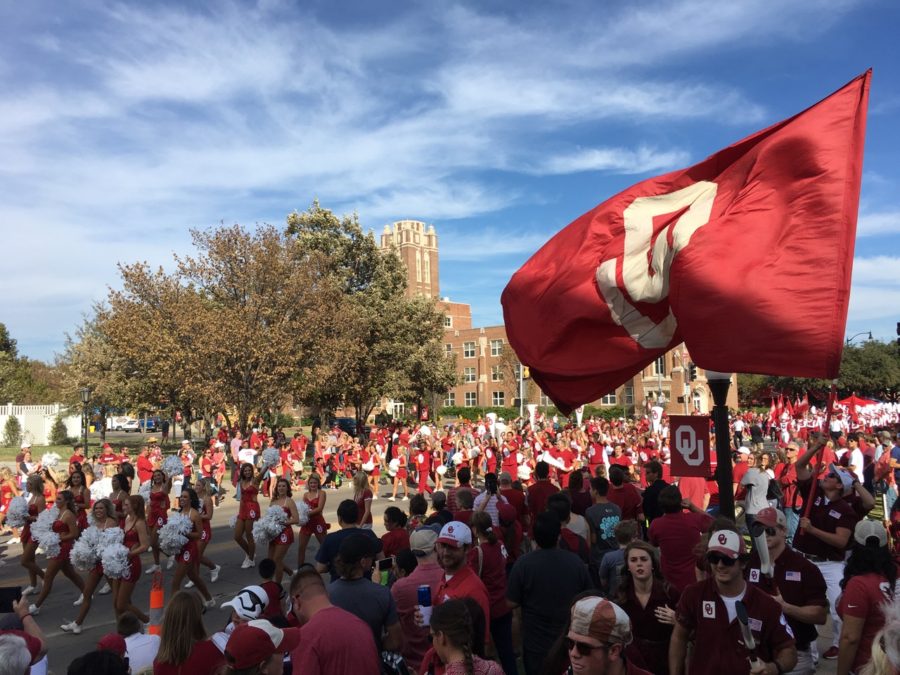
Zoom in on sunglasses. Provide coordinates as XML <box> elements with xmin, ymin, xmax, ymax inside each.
<box><xmin>706</xmin><ymin>553</ymin><xmax>738</xmax><ymax>567</ymax></box>
<box><xmin>764</xmin><ymin>526</ymin><xmax>778</xmax><ymax>536</ymax></box>
<box><xmin>566</xmin><ymin>637</ymin><xmax>607</xmax><ymax>656</ymax></box>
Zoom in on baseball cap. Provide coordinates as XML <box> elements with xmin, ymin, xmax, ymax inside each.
<box><xmin>707</xmin><ymin>530</ymin><xmax>744</xmax><ymax>559</ymax></box>
<box><xmin>497</xmin><ymin>502</ymin><xmax>517</xmax><ymax>526</ymax></box>
<box><xmin>225</xmin><ymin>620</ymin><xmax>301</xmax><ymax>669</ymax></box>
<box><xmin>828</xmin><ymin>463</ymin><xmax>854</xmax><ymax>495</ymax></box>
<box><xmin>569</xmin><ymin>596</ymin><xmax>632</xmax><ymax>646</ymax></box>
<box><xmin>437</xmin><ymin>521</ymin><xmax>472</xmax><ymax>548</ymax></box>
<box><xmin>97</xmin><ymin>632</ymin><xmax>127</xmax><ymax>657</ymax></box>
<box><xmin>854</xmin><ymin>519</ymin><xmax>888</xmax><ymax>548</ymax></box>
<box><xmin>220</xmin><ymin>585</ymin><xmax>269</xmax><ymax>620</ymax></box>
<box><xmin>498</xmin><ymin>471</ymin><xmax>512</xmax><ymax>483</ymax></box>
<box><xmin>737</xmin><ymin>447</ymin><xmax>751</xmax><ymax>455</ymax></box>
<box><xmin>410</xmin><ymin>528</ymin><xmax>438</xmax><ymax>557</ymax></box>
<box><xmin>20</xmin><ymin>441</ymin><xmax>31</xmax><ymax>449</ymax></box>
<box><xmin>754</xmin><ymin>507</ymin><xmax>787</xmax><ymax>529</ymax></box>
<box><xmin>181</xmin><ymin>439</ymin><xmax>192</xmax><ymax>446</ymax></box>
<box><xmin>338</xmin><ymin>533</ymin><xmax>380</xmax><ymax>564</ymax></box>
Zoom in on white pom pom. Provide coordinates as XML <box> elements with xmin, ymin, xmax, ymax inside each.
<box><xmin>5</xmin><ymin>496</ymin><xmax>29</xmax><ymax>529</ymax></box>
<box><xmin>100</xmin><ymin>543</ymin><xmax>131</xmax><ymax>578</ymax></box>
<box><xmin>32</xmin><ymin>506</ymin><xmax>62</xmax><ymax>558</ymax></box>
<box><xmin>295</xmin><ymin>500</ymin><xmax>310</xmax><ymax>527</ymax></box>
<box><xmin>162</xmin><ymin>455</ymin><xmax>184</xmax><ymax>479</ymax></box>
<box><xmin>261</xmin><ymin>448</ymin><xmax>280</xmax><ymax>468</ymax></box>
<box><xmin>228</xmin><ymin>515</ymin><xmax>237</xmax><ymax>529</ymax></box>
<box><xmin>99</xmin><ymin>526</ymin><xmax>124</xmax><ymax>548</ymax></box>
<box><xmin>40</xmin><ymin>452</ymin><xmax>61</xmax><ymax>468</ymax></box>
<box><xmin>157</xmin><ymin>512</ymin><xmax>192</xmax><ymax>556</ymax></box>
<box><xmin>139</xmin><ymin>481</ymin><xmax>151</xmax><ymax>502</ymax></box>
<box><xmin>70</xmin><ymin>526</ymin><xmax>102</xmax><ymax>570</ymax></box>
<box><xmin>252</xmin><ymin>506</ymin><xmax>288</xmax><ymax>546</ymax></box>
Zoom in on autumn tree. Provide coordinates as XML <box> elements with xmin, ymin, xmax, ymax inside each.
<box><xmin>0</xmin><ymin>323</ymin><xmax>65</xmax><ymax>404</ymax></box>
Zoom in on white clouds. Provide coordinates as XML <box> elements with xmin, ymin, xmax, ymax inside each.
<box><xmin>857</xmin><ymin>211</ymin><xmax>900</xmax><ymax>237</ymax></box>
<box><xmin>848</xmin><ymin>256</ymin><xmax>900</xmax><ymax>333</ymax></box>
<box><xmin>532</xmin><ymin>146</ymin><xmax>690</xmax><ymax>176</ymax></box>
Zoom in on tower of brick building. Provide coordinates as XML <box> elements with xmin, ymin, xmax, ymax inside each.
<box><xmin>380</xmin><ymin>220</ymin><xmax>440</xmax><ymax>298</ymax></box>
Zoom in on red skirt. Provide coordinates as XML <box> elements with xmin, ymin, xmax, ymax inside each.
<box><xmin>300</xmin><ymin>515</ymin><xmax>328</xmax><ymax>537</ymax></box>
<box><xmin>121</xmin><ymin>554</ymin><xmax>142</xmax><ymax>583</ymax></box>
<box><xmin>238</xmin><ymin>500</ymin><xmax>260</xmax><ymax>521</ymax></box>
<box><xmin>178</xmin><ymin>540</ymin><xmax>199</xmax><ymax>566</ymax></box>
<box><xmin>274</xmin><ymin>525</ymin><xmax>294</xmax><ymax>546</ymax></box>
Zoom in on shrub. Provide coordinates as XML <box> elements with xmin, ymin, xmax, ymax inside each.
<box><xmin>49</xmin><ymin>415</ymin><xmax>70</xmax><ymax>446</ymax></box>
<box><xmin>3</xmin><ymin>415</ymin><xmax>22</xmax><ymax>447</ymax></box>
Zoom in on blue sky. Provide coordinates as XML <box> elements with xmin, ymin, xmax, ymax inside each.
<box><xmin>2</xmin><ymin>0</ymin><xmax>899</xmax><ymax>362</ymax></box>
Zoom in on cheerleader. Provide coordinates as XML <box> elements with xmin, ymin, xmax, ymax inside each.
<box><xmin>115</xmin><ymin>495</ymin><xmax>149</xmax><ymax>622</ymax></box>
<box><xmin>388</xmin><ymin>447</ymin><xmax>410</xmax><ymax>501</ymax></box>
<box><xmin>20</xmin><ymin>474</ymin><xmax>46</xmax><ymax>596</ymax></box>
<box><xmin>268</xmin><ymin>478</ymin><xmax>299</xmax><ymax>583</ymax></box>
<box><xmin>0</xmin><ymin>467</ymin><xmax>22</xmax><ymax>536</ymax></box>
<box><xmin>170</xmin><ymin>488</ymin><xmax>215</xmax><ymax>608</ymax></box>
<box><xmin>145</xmin><ymin>469</ymin><xmax>173</xmax><ymax>574</ymax></box>
<box><xmin>27</xmin><ymin>490</ymin><xmax>86</xmax><ymax>615</ymax></box>
<box><xmin>41</xmin><ymin>468</ymin><xmax>58</xmax><ymax>505</ymax></box>
<box><xmin>363</xmin><ymin>440</ymin><xmax>382</xmax><ymax>498</ymax></box>
<box><xmin>186</xmin><ymin>478</ymin><xmax>220</xmax><ymax>586</ymax></box>
<box><xmin>234</xmin><ymin>462</ymin><xmax>262</xmax><ymax>569</ymax></box>
<box><xmin>109</xmin><ymin>473</ymin><xmax>130</xmax><ymax>528</ymax></box>
<box><xmin>297</xmin><ymin>473</ymin><xmax>328</xmax><ymax>567</ymax></box>
<box><xmin>65</xmin><ymin>470</ymin><xmax>91</xmax><ymax>531</ymax></box>
<box><xmin>432</xmin><ymin>441</ymin><xmax>446</xmax><ymax>492</ymax></box>
<box><xmin>61</xmin><ymin>499</ymin><xmax>117</xmax><ymax>634</ymax></box>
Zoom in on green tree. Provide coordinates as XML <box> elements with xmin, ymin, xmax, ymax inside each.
<box><xmin>49</xmin><ymin>415</ymin><xmax>70</xmax><ymax>445</ymax></box>
<box><xmin>3</xmin><ymin>415</ymin><xmax>21</xmax><ymax>447</ymax></box>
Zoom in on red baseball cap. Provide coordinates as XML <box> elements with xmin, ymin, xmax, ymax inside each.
<box><xmin>97</xmin><ymin>632</ymin><xmax>127</xmax><ymax>657</ymax></box>
<box><xmin>225</xmin><ymin>620</ymin><xmax>302</xmax><ymax>669</ymax></box>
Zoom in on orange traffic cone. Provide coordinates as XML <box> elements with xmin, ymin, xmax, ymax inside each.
<box><xmin>149</xmin><ymin>569</ymin><xmax>164</xmax><ymax>635</ymax></box>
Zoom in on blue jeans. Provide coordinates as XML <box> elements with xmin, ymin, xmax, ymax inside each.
<box><xmin>783</xmin><ymin>507</ymin><xmax>800</xmax><ymax>545</ymax></box>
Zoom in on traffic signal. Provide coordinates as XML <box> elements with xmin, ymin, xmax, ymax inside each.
<box><xmin>522</xmin><ymin>366</ymin><xmax>530</xmax><ymax>379</ymax></box>
<box><xmin>688</xmin><ymin>363</ymin><xmax>697</xmax><ymax>381</ymax></box>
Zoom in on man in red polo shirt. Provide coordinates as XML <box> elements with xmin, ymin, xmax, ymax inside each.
<box><xmin>136</xmin><ymin>445</ymin><xmax>155</xmax><ymax>485</ymax></box>
<box><xmin>670</xmin><ymin>527</ymin><xmax>797</xmax><ymax>675</ymax></box>
<box><xmin>526</xmin><ymin>461</ymin><xmax>559</xmax><ymax>524</ymax></box>
<box><xmin>434</xmin><ymin>520</ymin><xmax>490</xmax><ymax>642</ymax></box>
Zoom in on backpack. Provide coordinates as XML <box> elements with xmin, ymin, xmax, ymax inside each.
<box><xmin>765</xmin><ymin>476</ymin><xmax>784</xmax><ymax>502</ymax></box>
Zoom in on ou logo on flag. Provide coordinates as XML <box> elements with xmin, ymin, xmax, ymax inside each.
<box><xmin>669</xmin><ymin>415</ymin><xmax>712</xmax><ymax>478</ymax></box>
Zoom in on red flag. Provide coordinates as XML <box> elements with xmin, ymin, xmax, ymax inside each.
<box><xmin>501</xmin><ymin>72</ymin><xmax>870</xmax><ymax>414</ymax></box>
<box><xmin>785</xmin><ymin>397</ymin><xmax>795</xmax><ymax>419</ymax></box>
<box><xmin>799</xmin><ymin>393</ymin><xmax>810</xmax><ymax>415</ymax></box>
<box><xmin>777</xmin><ymin>395</ymin><xmax>785</xmax><ymax>419</ymax></box>
<box><xmin>768</xmin><ymin>398</ymin><xmax>777</xmax><ymax>426</ymax></box>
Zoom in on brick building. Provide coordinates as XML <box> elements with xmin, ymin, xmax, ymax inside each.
<box><xmin>380</xmin><ymin>220</ymin><xmax>737</xmax><ymax>416</ymax></box>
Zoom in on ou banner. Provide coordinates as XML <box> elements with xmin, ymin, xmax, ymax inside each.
<box><xmin>669</xmin><ymin>415</ymin><xmax>711</xmax><ymax>477</ymax></box>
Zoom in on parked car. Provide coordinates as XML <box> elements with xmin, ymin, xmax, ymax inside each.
<box><xmin>121</xmin><ymin>419</ymin><xmax>142</xmax><ymax>432</ymax></box>
<box><xmin>141</xmin><ymin>418</ymin><xmax>158</xmax><ymax>432</ymax></box>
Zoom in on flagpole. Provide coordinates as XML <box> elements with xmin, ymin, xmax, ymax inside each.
<box><xmin>799</xmin><ymin>383</ymin><xmax>838</xmax><ymax>534</ymax></box>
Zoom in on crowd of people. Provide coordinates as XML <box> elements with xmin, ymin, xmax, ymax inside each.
<box><xmin>0</xmin><ymin>408</ymin><xmax>899</xmax><ymax>675</ymax></box>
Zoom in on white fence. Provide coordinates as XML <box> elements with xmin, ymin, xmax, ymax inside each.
<box><xmin>1</xmin><ymin>403</ymin><xmax>81</xmax><ymax>447</ymax></box>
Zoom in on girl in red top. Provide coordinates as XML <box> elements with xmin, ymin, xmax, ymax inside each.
<box><xmin>381</xmin><ymin>507</ymin><xmax>410</xmax><ymax>557</ymax></box>
<box><xmin>116</xmin><ymin>495</ymin><xmax>150</xmax><ymax>623</ymax></box>
<box><xmin>389</xmin><ymin>448</ymin><xmax>410</xmax><ymax>501</ymax></box>
<box><xmin>146</xmin><ymin>469</ymin><xmax>173</xmax><ymax>573</ymax></box>
<box><xmin>153</xmin><ymin>590</ymin><xmax>224</xmax><ymax>675</ymax></box>
<box><xmin>192</xmin><ymin>478</ymin><xmax>220</xmax><ymax>585</ymax></box>
<box><xmin>352</xmin><ymin>471</ymin><xmax>373</xmax><ymax>528</ymax></box>
<box><xmin>432</xmin><ymin>442</ymin><xmax>446</xmax><ymax>492</ymax></box>
<box><xmin>65</xmin><ymin>469</ymin><xmax>91</xmax><ymax>531</ymax></box>
<box><xmin>41</xmin><ymin>468</ymin><xmax>57</xmax><ymax>507</ymax></box>
<box><xmin>28</xmin><ymin>490</ymin><xmax>85</xmax><ymax>615</ymax></box>
<box><xmin>298</xmin><ymin>473</ymin><xmax>328</xmax><ymax>567</ymax></box>
<box><xmin>234</xmin><ymin>463</ymin><xmax>262</xmax><ymax>569</ymax></box>
<box><xmin>20</xmin><ymin>474</ymin><xmax>46</xmax><ymax>597</ymax></box>
<box><xmin>109</xmin><ymin>474</ymin><xmax>130</xmax><ymax>528</ymax></box>
<box><xmin>268</xmin><ymin>478</ymin><xmax>299</xmax><ymax>584</ymax></box>
<box><xmin>62</xmin><ymin>498</ymin><xmax>118</xmax><ymax>634</ymax></box>
<box><xmin>415</xmin><ymin>443</ymin><xmax>433</xmax><ymax>495</ymax></box>
<box><xmin>0</xmin><ymin>467</ymin><xmax>20</xmax><ymax>536</ymax></box>
<box><xmin>170</xmin><ymin>488</ymin><xmax>215</xmax><ymax>608</ymax></box>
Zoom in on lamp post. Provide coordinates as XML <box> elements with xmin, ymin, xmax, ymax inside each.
<box><xmin>845</xmin><ymin>331</ymin><xmax>872</xmax><ymax>346</ymax></box>
<box><xmin>79</xmin><ymin>387</ymin><xmax>92</xmax><ymax>454</ymax></box>
<box><xmin>706</xmin><ymin>371</ymin><xmax>735</xmax><ymax>521</ymax></box>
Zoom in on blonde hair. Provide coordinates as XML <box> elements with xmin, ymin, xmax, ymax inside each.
<box><xmin>352</xmin><ymin>471</ymin><xmax>368</xmax><ymax>493</ymax></box>
<box><xmin>156</xmin><ymin>591</ymin><xmax>207</xmax><ymax>665</ymax></box>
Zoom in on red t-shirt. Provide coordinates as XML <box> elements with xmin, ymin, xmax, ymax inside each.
<box><xmin>382</xmin><ymin>528</ymin><xmax>411</xmax><ymax>558</ymax></box>
<box><xmin>290</xmin><ymin>606</ymin><xmax>380</xmax><ymax>674</ymax></box>
<box><xmin>137</xmin><ymin>455</ymin><xmax>155</xmax><ymax>484</ymax></box>
<box><xmin>153</xmin><ymin>639</ymin><xmax>224</xmax><ymax>675</ymax></box>
<box><xmin>648</xmin><ymin>510</ymin><xmax>713</xmax><ymax>592</ymax></box>
<box><xmin>677</xmin><ymin>477</ymin><xmax>708</xmax><ymax>511</ymax></box>
<box><xmin>0</xmin><ymin>629</ymin><xmax>42</xmax><ymax>664</ymax></box>
<box><xmin>838</xmin><ymin>572</ymin><xmax>900</xmax><ymax>671</ymax></box>
<box><xmin>732</xmin><ymin>461</ymin><xmax>749</xmax><ymax>487</ymax></box>
<box><xmin>526</xmin><ymin>481</ymin><xmax>560</xmax><ymax>520</ymax></box>
<box><xmin>467</xmin><ymin>539</ymin><xmax>509</xmax><ymax>620</ymax></box>
<box><xmin>500</xmin><ymin>488</ymin><xmax>528</xmax><ymax>525</ymax></box>
<box><xmin>607</xmin><ymin>483</ymin><xmax>643</xmax><ymax>521</ymax></box>
<box><xmin>436</xmin><ymin>566</ymin><xmax>491</xmax><ymax>642</ymax></box>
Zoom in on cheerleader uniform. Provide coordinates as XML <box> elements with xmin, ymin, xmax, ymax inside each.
<box><xmin>200</xmin><ymin>503</ymin><xmax>212</xmax><ymax>544</ymax></box>
<box><xmin>274</xmin><ymin>504</ymin><xmax>294</xmax><ymax>546</ymax></box>
<box><xmin>111</xmin><ymin>497</ymin><xmax>125</xmax><ymax>528</ymax></box>
<box><xmin>51</xmin><ymin>518</ymin><xmax>74</xmax><ymax>561</ymax></box>
<box><xmin>396</xmin><ymin>454</ymin><xmax>409</xmax><ymax>481</ymax></box>
<box><xmin>121</xmin><ymin>525</ymin><xmax>142</xmax><ymax>582</ymax></box>
<box><xmin>73</xmin><ymin>489</ymin><xmax>90</xmax><ymax>530</ymax></box>
<box><xmin>0</xmin><ymin>483</ymin><xmax>13</xmax><ymax>515</ymax></box>
<box><xmin>238</xmin><ymin>483</ymin><xmax>260</xmax><ymax>521</ymax></box>
<box><xmin>148</xmin><ymin>490</ymin><xmax>170</xmax><ymax>529</ymax></box>
<box><xmin>21</xmin><ymin>503</ymin><xmax>39</xmax><ymax>544</ymax></box>
<box><xmin>300</xmin><ymin>494</ymin><xmax>327</xmax><ymax>536</ymax></box>
<box><xmin>178</xmin><ymin>515</ymin><xmax>199</xmax><ymax>566</ymax></box>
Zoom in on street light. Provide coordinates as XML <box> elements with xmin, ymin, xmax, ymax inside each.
<box><xmin>845</xmin><ymin>331</ymin><xmax>872</xmax><ymax>346</ymax></box>
<box><xmin>79</xmin><ymin>387</ymin><xmax>92</xmax><ymax>453</ymax></box>
<box><xmin>706</xmin><ymin>370</ymin><xmax>735</xmax><ymax>521</ymax></box>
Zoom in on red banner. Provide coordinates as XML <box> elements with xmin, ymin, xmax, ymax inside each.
<box><xmin>669</xmin><ymin>415</ymin><xmax>712</xmax><ymax>478</ymax></box>
<box><xmin>501</xmin><ymin>72</ymin><xmax>870</xmax><ymax>414</ymax></box>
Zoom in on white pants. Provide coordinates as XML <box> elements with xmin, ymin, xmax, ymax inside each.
<box><xmin>814</xmin><ymin>559</ymin><xmax>845</xmax><ymax>648</ymax></box>
<box><xmin>785</xmin><ymin>648</ymin><xmax>814</xmax><ymax>675</ymax></box>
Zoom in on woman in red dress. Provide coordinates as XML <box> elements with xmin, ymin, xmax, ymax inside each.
<box><xmin>171</xmin><ymin>488</ymin><xmax>215</xmax><ymax>608</ymax></box>
<box><xmin>0</xmin><ymin>467</ymin><xmax>22</xmax><ymax>536</ymax></box>
<box><xmin>109</xmin><ymin>473</ymin><xmax>131</xmax><ymax>528</ymax></box>
<box><xmin>61</xmin><ymin>498</ymin><xmax>118</xmax><ymax>635</ymax></box>
<box><xmin>297</xmin><ymin>473</ymin><xmax>328</xmax><ymax>567</ymax></box>
<box><xmin>268</xmin><ymin>478</ymin><xmax>299</xmax><ymax>584</ymax></box>
<box><xmin>65</xmin><ymin>470</ymin><xmax>91</xmax><ymax>532</ymax></box>
<box><xmin>41</xmin><ymin>468</ymin><xmax>58</xmax><ymax>506</ymax></box>
<box><xmin>115</xmin><ymin>495</ymin><xmax>149</xmax><ymax>622</ymax></box>
<box><xmin>146</xmin><ymin>469</ymin><xmax>173</xmax><ymax>573</ymax></box>
<box><xmin>233</xmin><ymin>462</ymin><xmax>262</xmax><ymax>569</ymax></box>
<box><xmin>389</xmin><ymin>448</ymin><xmax>410</xmax><ymax>501</ymax></box>
<box><xmin>20</xmin><ymin>474</ymin><xmax>46</xmax><ymax>597</ymax></box>
<box><xmin>28</xmin><ymin>490</ymin><xmax>85</xmax><ymax>615</ymax></box>
<box><xmin>190</xmin><ymin>478</ymin><xmax>220</xmax><ymax>585</ymax></box>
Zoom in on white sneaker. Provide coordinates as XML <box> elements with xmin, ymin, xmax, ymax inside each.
<box><xmin>7</xmin><ymin>537</ymin><xmax>20</xmax><ymax>545</ymax></box>
<box><xmin>184</xmin><ymin>580</ymin><xmax>195</xmax><ymax>588</ymax></box>
<box><xmin>97</xmin><ymin>582</ymin><xmax>111</xmax><ymax>595</ymax></box>
<box><xmin>73</xmin><ymin>594</ymin><xmax>84</xmax><ymax>607</ymax></box>
<box><xmin>21</xmin><ymin>585</ymin><xmax>36</xmax><ymax>596</ymax></box>
<box><xmin>61</xmin><ymin>621</ymin><xmax>82</xmax><ymax>634</ymax></box>
<box><xmin>28</xmin><ymin>604</ymin><xmax>40</xmax><ymax>615</ymax></box>
<box><xmin>210</xmin><ymin>565</ymin><xmax>221</xmax><ymax>583</ymax></box>
<box><xmin>387</xmin><ymin>496</ymin><xmax>396</xmax><ymax>501</ymax></box>
<box><xmin>204</xmin><ymin>598</ymin><xmax>216</xmax><ymax>609</ymax></box>
<box><xmin>166</xmin><ymin>557</ymin><xmax>175</xmax><ymax>570</ymax></box>
<box><xmin>145</xmin><ymin>564</ymin><xmax>160</xmax><ymax>574</ymax></box>
<box><xmin>402</xmin><ymin>495</ymin><xmax>409</xmax><ymax>500</ymax></box>
<box><xmin>371</xmin><ymin>494</ymin><xmax>378</xmax><ymax>500</ymax></box>
<box><xmin>240</xmin><ymin>556</ymin><xmax>254</xmax><ymax>569</ymax></box>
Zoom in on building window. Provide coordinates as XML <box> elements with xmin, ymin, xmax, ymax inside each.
<box><xmin>464</xmin><ymin>367</ymin><xmax>476</xmax><ymax>383</ymax></box>
<box><xmin>652</xmin><ymin>356</ymin><xmax>667</xmax><ymax>377</ymax></box>
<box><xmin>490</xmin><ymin>339</ymin><xmax>503</xmax><ymax>357</ymax></box>
<box><xmin>492</xmin><ymin>391</ymin><xmax>505</xmax><ymax>406</ymax></box>
<box><xmin>491</xmin><ymin>365</ymin><xmax>503</xmax><ymax>382</ymax></box>
<box><xmin>392</xmin><ymin>402</ymin><xmax>405</xmax><ymax>416</ymax></box>
<box><xmin>600</xmin><ymin>393</ymin><xmax>617</xmax><ymax>405</ymax></box>
<box><xmin>623</xmin><ymin>385</ymin><xmax>634</xmax><ymax>405</ymax></box>
<box><xmin>444</xmin><ymin>392</ymin><xmax>455</xmax><ymax>406</ymax></box>
<box><xmin>424</xmin><ymin>256</ymin><xmax>431</xmax><ymax>283</ymax></box>
<box><xmin>415</xmin><ymin>250</ymin><xmax>422</xmax><ymax>282</ymax></box>
<box><xmin>445</xmin><ymin>343</ymin><xmax>453</xmax><ymax>354</ymax></box>
<box><xmin>444</xmin><ymin>315</ymin><xmax>452</xmax><ymax>328</ymax></box>
<box><xmin>465</xmin><ymin>392</ymin><xmax>477</xmax><ymax>407</ymax></box>
<box><xmin>540</xmin><ymin>394</ymin><xmax>551</xmax><ymax>407</ymax></box>
<box><xmin>463</xmin><ymin>341</ymin><xmax>476</xmax><ymax>358</ymax></box>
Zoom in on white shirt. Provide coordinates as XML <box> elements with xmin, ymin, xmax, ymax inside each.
<box><xmin>125</xmin><ymin>632</ymin><xmax>161</xmax><ymax>674</ymax></box>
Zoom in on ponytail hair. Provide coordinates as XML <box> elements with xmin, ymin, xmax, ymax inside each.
<box><xmin>470</xmin><ymin>512</ymin><xmax>496</xmax><ymax>545</ymax></box>
<box><xmin>431</xmin><ymin>599</ymin><xmax>478</xmax><ymax>675</ymax></box>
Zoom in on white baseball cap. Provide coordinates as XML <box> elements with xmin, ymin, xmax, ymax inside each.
<box><xmin>707</xmin><ymin>530</ymin><xmax>744</xmax><ymax>560</ymax></box>
<box><xmin>220</xmin><ymin>585</ymin><xmax>269</xmax><ymax>620</ymax></box>
<box><xmin>437</xmin><ymin>521</ymin><xmax>472</xmax><ymax>549</ymax></box>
